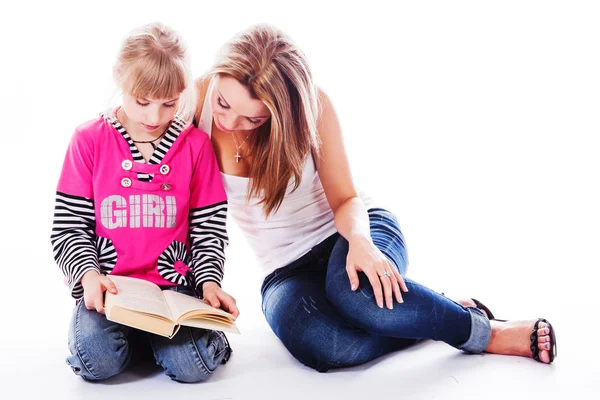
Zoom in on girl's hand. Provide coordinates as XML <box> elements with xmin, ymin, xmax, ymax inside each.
<box><xmin>346</xmin><ymin>235</ymin><xmax>408</xmax><ymax>309</ymax></box>
<box><xmin>81</xmin><ymin>270</ymin><xmax>118</xmax><ymax>314</ymax></box>
<box><xmin>202</xmin><ymin>282</ymin><xmax>240</xmax><ymax>319</ymax></box>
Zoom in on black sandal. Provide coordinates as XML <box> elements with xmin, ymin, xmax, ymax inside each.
<box><xmin>443</xmin><ymin>294</ymin><xmax>557</xmax><ymax>364</ymax></box>
<box><xmin>471</xmin><ymin>298</ymin><xmax>495</xmax><ymax>320</ymax></box>
<box><xmin>530</xmin><ymin>318</ymin><xmax>557</xmax><ymax>364</ymax></box>
<box><xmin>470</xmin><ymin>303</ymin><xmax>557</xmax><ymax>363</ymax></box>
<box><xmin>488</xmin><ymin>316</ymin><xmax>558</xmax><ymax>364</ymax></box>
<box><xmin>440</xmin><ymin>293</ymin><xmax>496</xmax><ymax>320</ymax></box>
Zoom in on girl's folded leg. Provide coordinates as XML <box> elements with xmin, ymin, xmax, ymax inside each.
<box><xmin>149</xmin><ymin>282</ymin><xmax>231</xmax><ymax>383</ymax></box>
<box><xmin>149</xmin><ymin>327</ymin><xmax>232</xmax><ymax>383</ymax></box>
<box><xmin>66</xmin><ymin>299</ymin><xmax>148</xmax><ymax>381</ymax></box>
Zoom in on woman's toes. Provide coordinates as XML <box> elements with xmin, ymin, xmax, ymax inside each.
<box><xmin>537</xmin><ymin>321</ymin><xmax>549</xmax><ymax>342</ymax></box>
<box><xmin>538</xmin><ymin>342</ymin><xmax>551</xmax><ymax>351</ymax></box>
<box><xmin>538</xmin><ymin>349</ymin><xmax>551</xmax><ymax>364</ymax></box>
<box><xmin>534</xmin><ymin>321</ymin><xmax>553</xmax><ymax>363</ymax></box>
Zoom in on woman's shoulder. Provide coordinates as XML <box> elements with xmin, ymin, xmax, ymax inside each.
<box><xmin>194</xmin><ymin>75</ymin><xmax>212</xmax><ymax>122</ymax></box>
<box><xmin>195</xmin><ymin>75</ymin><xmax>211</xmax><ymax>96</ymax></box>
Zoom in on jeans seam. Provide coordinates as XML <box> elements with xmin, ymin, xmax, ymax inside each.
<box><xmin>73</xmin><ymin>301</ymin><xmax>98</xmax><ymax>380</ymax></box>
<box><xmin>188</xmin><ymin>328</ymin><xmax>214</xmax><ymax>375</ymax></box>
<box><xmin>212</xmin><ymin>331</ymin><xmax>228</xmax><ymax>359</ymax></box>
<box><xmin>213</xmin><ymin>347</ymin><xmax>226</xmax><ymax>359</ymax></box>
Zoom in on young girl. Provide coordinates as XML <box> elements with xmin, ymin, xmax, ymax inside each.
<box><xmin>51</xmin><ymin>22</ymin><xmax>238</xmax><ymax>382</ymax></box>
<box><xmin>193</xmin><ymin>24</ymin><xmax>557</xmax><ymax>372</ymax></box>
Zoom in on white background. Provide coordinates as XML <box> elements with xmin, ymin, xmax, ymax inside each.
<box><xmin>0</xmin><ymin>0</ymin><xmax>598</xmax><ymax>399</ymax></box>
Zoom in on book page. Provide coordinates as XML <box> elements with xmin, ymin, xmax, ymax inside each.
<box><xmin>162</xmin><ymin>290</ymin><xmax>234</xmax><ymax>323</ymax></box>
<box><xmin>105</xmin><ymin>275</ymin><xmax>173</xmax><ymax>321</ymax></box>
<box><xmin>183</xmin><ymin>318</ymin><xmax>240</xmax><ymax>334</ymax></box>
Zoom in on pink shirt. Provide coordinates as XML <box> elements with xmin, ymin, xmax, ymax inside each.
<box><xmin>52</xmin><ymin>113</ymin><xmax>228</xmax><ymax>299</ymax></box>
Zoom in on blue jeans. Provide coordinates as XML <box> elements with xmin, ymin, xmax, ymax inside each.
<box><xmin>66</xmin><ymin>285</ymin><xmax>232</xmax><ymax>382</ymax></box>
<box><xmin>261</xmin><ymin>208</ymin><xmax>491</xmax><ymax>372</ymax></box>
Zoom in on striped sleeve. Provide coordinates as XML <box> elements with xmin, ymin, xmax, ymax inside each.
<box><xmin>188</xmin><ymin>135</ymin><xmax>229</xmax><ymax>297</ymax></box>
<box><xmin>51</xmin><ymin>192</ymin><xmax>99</xmax><ymax>299</ymax></box>
<box><xmin>189</xmin><ymin>201</ymin><xmax>228</xmax><ymax>295</ymax></box>
<box><xmin>51</xmin><ymin>128</ymin><xmax>99</xmax><ymax>299</ymax></box>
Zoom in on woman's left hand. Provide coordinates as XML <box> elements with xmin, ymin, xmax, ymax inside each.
<box><xmin>345</xmin><ymin>235</ymin><xmax>408</xmax><ymax>309</ymax></box>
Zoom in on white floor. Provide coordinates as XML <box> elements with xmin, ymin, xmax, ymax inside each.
<box><xmin>2</xmin><ymin>221</ymin><xmax>597</xmax><ymax>400</ymax></box>
<box><xmin>2</xmin><ymin>301</ymin><xmax>595</xmax><ymax>400</ymax></box>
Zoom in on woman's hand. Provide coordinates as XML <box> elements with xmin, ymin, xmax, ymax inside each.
<box><xmin>81</xmin><ymin>270</ymin><xmax>118</xmax><ymax>314</ymax></box>
<box><xmin>346</xmin><ymin>235</ymin><xmax>408</xmax><ymax>309</ymax></box>
<box><xmin>202</xmin><ymin>282</ymin><xmax>240</xmax><ymax>319</ymax></box>
<box><xmin>312</xmin><ymin>92</ymin><xmax>408</xmax><ymax>310</ymax></box>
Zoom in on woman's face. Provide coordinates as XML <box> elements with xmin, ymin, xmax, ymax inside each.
<box><xmin>211</xmin><ymin>75</ymin><xmax>271</xmax><ymax>133</ymax></box>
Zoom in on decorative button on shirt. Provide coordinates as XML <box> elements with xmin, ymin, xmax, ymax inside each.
<box><xmin>160</xmin><ymin>165</ymin><xmax>170</xmax><ymax>175</ymax></box>
<box><xmin>121</xmin><ymin>160</ymin><xmax>133</xmax><ymax>170</ymax></box>
<box><xmin>121</xmin><ymin>177</ymin><xmax>132</xmax><ymax>187</ymax></box>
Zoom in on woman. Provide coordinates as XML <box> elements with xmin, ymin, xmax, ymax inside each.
<box><xmin>193</xmin><ymin>24</ymin><xmax>557</xmax><ymax>372</ymax></box>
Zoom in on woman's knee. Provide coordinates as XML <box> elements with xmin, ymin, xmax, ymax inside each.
<box><xmin>368</xmin><ymin>209</ymin><xmax>408</xmax><ymax>272</ymax></box>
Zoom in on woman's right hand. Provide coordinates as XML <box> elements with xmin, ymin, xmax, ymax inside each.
<box><xmin>81</xmin><ymin>270</ymin><xmax>118</xmax><ymax>314</ymax></box>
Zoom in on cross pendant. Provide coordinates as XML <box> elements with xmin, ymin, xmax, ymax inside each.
<box><xmin>234</xmin><ymin>152</ymin><xmax>241</xmax><ymax>163</ymax></box>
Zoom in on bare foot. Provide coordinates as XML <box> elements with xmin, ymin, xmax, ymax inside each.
<box><xmin>457</xmin><ymin>298</ymin><xmax>489</xmax><ymax>318</ymax></box>
<box><xmin>485</xmin><ymin>319</ymin><xmax>553</xmax><ymax>364</ymax></box>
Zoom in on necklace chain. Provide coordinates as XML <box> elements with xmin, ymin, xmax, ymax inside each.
<box><xmin>231</xmin><ymin>131</ymin><xmax>250</xmax><ymax>163</ymax></box>
<box><xmin>131</xmin><ymin>132</ymin><xmax>166</xmax><ymax>144</ymax></box>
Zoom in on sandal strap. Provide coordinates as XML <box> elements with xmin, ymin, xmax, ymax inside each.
<box><xmin>471</xmin><ymin>298</ymin><xmax>496</xmax><ymax>320</ymax></box>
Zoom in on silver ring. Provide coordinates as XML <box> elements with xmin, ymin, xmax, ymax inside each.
<box><xmin>380</xmin><ymin>271</ymin><xmax>391</xmax><ymax>278</ymax></box>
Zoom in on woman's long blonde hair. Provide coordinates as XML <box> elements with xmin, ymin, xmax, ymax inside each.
<box><xmin>209</xmin><ymin>24</ymin><xmax>321</xmax><ymax>216</ymax></box>
<box><xmin>113</xmin><ymin>22</ymin><xmax>196</xmax><ymax>123</ymax></box>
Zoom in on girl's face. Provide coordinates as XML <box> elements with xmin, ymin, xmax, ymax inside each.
<box><xmin>211</xmin><ymin>75</ymin><xmax>271</xmax><ymax>133</ymax></box>
<box><xmin>121</xmin><ymin>93</ymin><xmax>180</xmax><ymax>133</ymax></box>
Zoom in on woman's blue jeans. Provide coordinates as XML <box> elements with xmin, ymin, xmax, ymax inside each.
<box><xmin>261</xmin><ymin>208</ymin><xmax>491</xmax><ymax>372</ymax></box>
<box><xmin>66</xmin><ymin>285</ymin><xmax>232</xmax><ymax>382</ymax></box>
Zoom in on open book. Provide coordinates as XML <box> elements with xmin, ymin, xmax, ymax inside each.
<box><xmin>104</xmin><ymin>275</ymin><xmax>239</xmax><ymax>339</ymax></box>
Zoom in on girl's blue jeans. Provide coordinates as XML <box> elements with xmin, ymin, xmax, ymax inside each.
<box><xmin>66</xmin><ymin>285</ymin><xmax>232</xmax><ymax>382</ymax></box>
<box><xmin>261</xmin><ymin>208</ymin><xmax>491</xmax><ymax>372</ymax></box>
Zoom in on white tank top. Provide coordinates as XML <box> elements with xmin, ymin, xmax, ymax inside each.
<box><xmin>198</xmin><ymin>79</ymin><xmax>375</xmax><ymax>277</ymax></box>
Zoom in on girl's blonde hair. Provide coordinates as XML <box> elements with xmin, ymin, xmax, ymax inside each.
<box><xmin>113</xmin><ymin>22</ymin><xmax>196</xmax><ymax>123</ymax></box>
<box><xmin>209</xmin><ymin>24</ymin><xmax>321</xmax><ymax>216</ymax></box>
